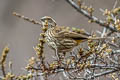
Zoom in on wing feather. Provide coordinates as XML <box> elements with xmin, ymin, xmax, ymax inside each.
<box><xmin>54</xmin><ymin>27</ymin><xmax>89</xmax><ymax>40</ymax></box>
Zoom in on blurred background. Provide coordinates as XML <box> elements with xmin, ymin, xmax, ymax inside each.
<box><xmin>0</xmin><ymin>0</ymin><xmax>119</xmax><ymax>75</ymax></box>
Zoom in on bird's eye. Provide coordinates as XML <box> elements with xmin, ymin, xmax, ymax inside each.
<box><xmin>56</xmin><ymin>30</ymin><xmax>60</xmax><ymax>33</ymax></box>
<box><xmin>41</xmin><ymin>19</ymin><xmax>45</xmax><ymax>22</ymax></box>
<box><xmin>47</xmin><ymin>19</ymin><xmax>53</xmax><ymax>23</ymax></box>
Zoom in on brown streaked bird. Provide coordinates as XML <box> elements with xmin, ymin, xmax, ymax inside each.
<box><xmin>40</xmin><ymin>16</ymin><xmax>106</xmax><ymax>58</ymax></box>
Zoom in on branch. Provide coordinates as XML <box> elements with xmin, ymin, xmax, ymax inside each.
<box><xmin>89</xmin><ymin>69</ymin><xmax>119</xmax><ymax>79</ymax></box>
<box><xmin>0</xmin><ymin>46</ymin><xmax>9</xmax><ymax>77</ymax></box>
<box><xmin>90</xmin><ymin>64</ymin><xmax>120</xmax><ymax>69</ymax></box>
<box><xmin>0</xmin><ymin>76</ymin><xmax>4</xmax><ymax>80</ymax></box>
<box><xmin>66</xmin><ymin>0</ymin><xmax>118</xmax><ymax>32</ymax></box>
<box><xmin>13</xmin><ymin>12</ymin><xmax>42</xmax><ymax>25</ymax></box>
<box><xmin>69</xmin><ymin>69</ymin><xmax>120</xmax><ymax>80</ymax></box>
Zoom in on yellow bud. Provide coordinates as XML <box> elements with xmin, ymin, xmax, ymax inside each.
<box><xmin>40</xmin><ymin>33</ymin><xmax>45</xmax><ymax>37</ymax></box>
<box><xmin>66</xmin><ymin>59</ymin><xmax>71</xmax><ymax>65</ymax></box>
<box><xmin>106</xmin><ymin>49</ymin><xmax>112</xmax><ymax>53</ymax></box>
<box><xmin>116</xmin><ymin>24</ymin><xmax>120</xmax><ymax>31</ymax></box>
<box><xmin>103</xmin><ymin>9</ymin><xmax>111</xmax><ymax>16</ymax></box>
<box><xmin>112</xmin><ymin>8</ymin><xmax>120</xmax><ymax>14</ymax></box>
<box><xmin>103</xmin><ymin>44</ymin><xmax>107</xmax><ymax>48</ymax></box>
<box><xmin>87</xmin><ymin>6</ymin><xmax>94</xmax><ymax>13</ymax></box>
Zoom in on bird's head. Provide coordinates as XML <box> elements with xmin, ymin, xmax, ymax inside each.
<box><xmin>40</xmin><ymin>16</ymin><xmax>56</xmax><ymax>27</ymax></box>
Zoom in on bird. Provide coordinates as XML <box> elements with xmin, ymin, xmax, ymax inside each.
<box><xmin>40</xmin><ymin>16</ymin><xmax>107</xmax><ymax>59</ymax></box>
<box><xmin>12</xmin><ymin>12</ymin><xmax>111</xmax><ymax>59</ymax></box>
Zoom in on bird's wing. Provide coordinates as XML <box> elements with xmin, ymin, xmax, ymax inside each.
<box><xmin>53</xmin><ymin>26</ymin><xmax>89</xmax><ymax>44</ymax></box>
<box><xmin>56</xmin><ymin>29</ymin><xmax>89</xmax><ymax>40</ymax></box>
<box><xmin>53</xmin><ymin>27</ymin><xmax>108</xmax><ymax>41</ymax></box>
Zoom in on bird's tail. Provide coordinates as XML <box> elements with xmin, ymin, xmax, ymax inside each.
<box><xmin>88</xmin><ymin>37</ymin><xmax>113</xmax><ymax>40</ymax></box>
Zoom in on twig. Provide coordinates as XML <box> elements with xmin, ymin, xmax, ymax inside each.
<box><xmin>0</xmin><ymin>76</ymin><xmax>4</xmax><ymax>80</ymax></box>
<box><xmin>1</xmin><ymin>64</ymin><xmax>6</xmax><ymax>77</ymax></box>
<box><xmin>62</xmin><ymin>69</ymin><xmax>119</xmax><ymax>80</ymax></box>
<box><xmin>9</xmin><ymin>61</ymin><xmax>13</xmax><ymax>74</ymax></box>
<box><xmin>113</xmin><ymin>0</ymin><xmax>118</xmax><ymax>9</ymax></box>
<box><xmin>66</xmin><ymin>0</ymin><xmax>118</xmax><ymax>32</ymax></box>
<box><xmin>0</xmin><ymin>46</ymin><xmax>9</xmax><ymax>77</ymax></box>
<box><xmin>112</xmin><ymin>50</ymin><xmax>120</xmax><ymax>54</ymax></box>
<box><xmin>90</xmin><ymin>64</ymin><xmax>120</xmax><ymax>69</ymax></box>
<box><xmin>13</xmin><ymin>12</ymin><xmax>42</xmax><ymax>25</ymax></box>
<box><xmin>89</xmin><ymin>69</ymin><xmax>120</xmax><ymax>79</ymax></box>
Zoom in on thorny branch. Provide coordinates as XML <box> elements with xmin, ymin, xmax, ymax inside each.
<box><xmin>0</xmin><ymin>46</ymin><xmax>9</xmax><ymax>77</ymax></box>
<box><xmin>13</xmin><ymin>12</ymin><xmax>42</xmax><ymax>25</ymax></box>
<box><xmin>66</xmin><ymin>0</ymin><xmax>118</xmax><ymax>32</ymax></box>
